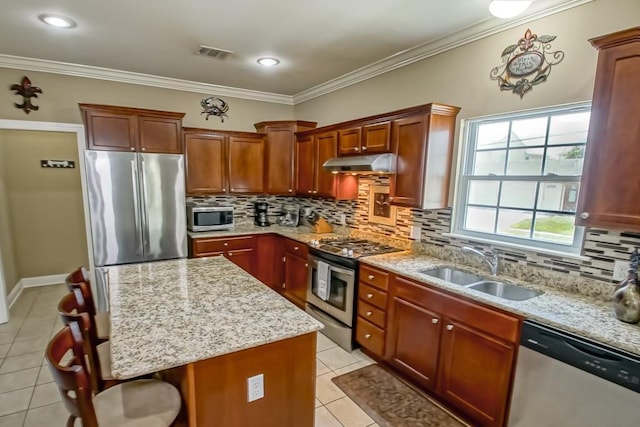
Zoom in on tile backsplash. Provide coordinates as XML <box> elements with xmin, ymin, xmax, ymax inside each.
<box><xmin>189</xmin><ymin>176</ymin><xmax>640</xmax><ymax>286</ymax></box>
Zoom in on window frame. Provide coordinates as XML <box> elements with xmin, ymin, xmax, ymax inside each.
<box><xmin>452</xmin><ymin>102</ymin><xmax>591</xmax><ymax>255</ymax></box>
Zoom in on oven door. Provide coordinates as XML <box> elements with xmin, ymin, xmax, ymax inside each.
<box><xmin>307</xmin><ymin>255</ymin><xmax>355</xmax><ymax>326</ymax></box>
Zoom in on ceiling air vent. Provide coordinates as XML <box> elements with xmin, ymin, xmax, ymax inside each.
<box><xmin>196</xmin><ymin>45</ymin><xmax>233</xmax><ymax>60</ymax></box>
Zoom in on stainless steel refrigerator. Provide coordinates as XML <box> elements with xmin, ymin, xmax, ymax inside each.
<box><xmin>85</xmin><ymin>151</ymin><xmax>187</xmax><ymax>309</ymax></box>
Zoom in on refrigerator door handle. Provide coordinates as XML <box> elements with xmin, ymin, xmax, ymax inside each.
<box><xmin>131</xmin><ymin>160</ymin><xmax>144</xmax><ymax>256</ymax></box>
<box><xmin>140</xmin><ymin>157</ymin><xmax>150</xmax><ymax>255</ymax></box>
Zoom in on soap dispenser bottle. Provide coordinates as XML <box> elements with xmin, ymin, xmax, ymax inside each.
<box><xmin>612</xmin><ymin>249</ymin><xmax>640</xmax><ymax>323</ymax></box>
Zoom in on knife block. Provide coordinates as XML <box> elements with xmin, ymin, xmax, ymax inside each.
<box><xmin>312</xmin><ymin>218</ymin><xmax>334</xmax><ymax>234</ymax></box>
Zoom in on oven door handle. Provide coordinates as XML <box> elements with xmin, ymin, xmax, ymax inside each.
<box><xmin>326</xmin><ymin>264</ymin><xmax>355</xmax><ymax>277</ymax></box>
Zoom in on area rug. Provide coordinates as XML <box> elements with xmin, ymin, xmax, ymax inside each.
<box><xmin>331</xmin><ymin>364</ymin><xmax>469</xmax><ymax>427</ymax></box>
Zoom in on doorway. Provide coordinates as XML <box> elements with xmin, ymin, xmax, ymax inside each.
<box><xmin>0</xmin><ymin>120</ymin><xmax>93</xmax><ymax>323</ymax></box>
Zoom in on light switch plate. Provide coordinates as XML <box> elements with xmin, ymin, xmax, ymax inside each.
<box><xmin>410</xmin><ymin>225</ymin><xmax>421</xmax><ymax>241</ymax></box>
<box><xmin>612</xmin><ymin>260</ymin><xmax>628</xmax><ymax>281</ymax></box>
<box><xmin>247</xmin><ymin>374</ymin><xmax>264</xmax><ymax>402</ymax></box>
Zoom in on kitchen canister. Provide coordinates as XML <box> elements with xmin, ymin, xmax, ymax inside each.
<box><xmin>612</xmin><ymin>249</ymin><xmax>640</xmax><ymax>324</ymax></box>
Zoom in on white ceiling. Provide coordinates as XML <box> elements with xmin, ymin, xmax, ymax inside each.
<box><xmin>0</xmin><ymin>0</ymin><xmax>587</xmax><ymax>100</ymax></box>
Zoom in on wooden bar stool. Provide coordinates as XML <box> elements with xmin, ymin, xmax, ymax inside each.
<box><xmin>47</xmin><ymin>322</ymin><xmax>181</xmax><ymax>427</ymax></box>
<box><xmin>65</xmin><ymin>267</ymin><xmax>110</xmax><ymax>341</ymax></box>
<box><xmin>58</xmin><ymin>289</ymin><xmax>115</xmax><ymax>392</ymax></box>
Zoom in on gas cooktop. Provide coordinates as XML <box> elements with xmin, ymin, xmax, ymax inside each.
<box><xmin>309</xmin><ymin>237</ymin><xmax>403</xmax><ymax>258</ymax></box>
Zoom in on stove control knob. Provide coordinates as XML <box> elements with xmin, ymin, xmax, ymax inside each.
<box><xmin>341</xmin><ymin>248</ymin><xmax>348</xmax><ymax>255</ymax></box>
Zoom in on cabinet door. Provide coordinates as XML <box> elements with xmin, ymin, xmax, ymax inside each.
<box><xmin>138</xmin><ymin>116</ymin><xmax>182</xmax><ymax>154</ymax></box>
<box><xmin>184</xmin><ymin>133</ymin><xmax>228</xmax><ymax>195</ymax></box>
<box><xmin>84</xmin><ymin>109</ymin><xmax>137</xmax><ymax>151</ymax></box>
<box><xmin>386</xmin><ymin>296</ymin><xmax>442</xmax><ymax>390</ymax></box>
<box><xmin>228</xmin><ymin>135</ymin><xmax>265</xmax><ymax>194</ymax></box>
<box><xmin>296</xmin><ymin>136</ymin><xmax>316</xmax><ymax>196</ymax></box>
<box><xmin>315</xmin><ymin>132</ymin><xmax>338</xmax><ymax>198</ymax></box>
<box><xmin>283</xmin><ymin>252</ymin><xmax>309</xmax><ymax>308</ymax></box>
<box><xmin>226</xmin><ymin>248</ymin><xmax>255</xmax><ymax>275</ymax></box>
<box><xmin>264</xmin><ymin>125</ymin><xmax>296</xmax><ymax>195</ymax></box>
<box><xmin>390</xmin><ymin>115</ymin><xmax>427</xmax><ymax>208</ymax></box>
<box><xmin>576</xmin><ymin>30</ymin><xmax>640</xmax><ymax>231</ymax></box>
<box><xmin>338</xmin><ymin>127</ymin><xmax>362</xmax><ymax>156</ymax></box>
<box><xmin>362</xmin><ymin>122</ymin><xmax>391</xmax><ymax>154</ymax></box>
<box><xmin>438</xmin><ymin>319</ymin><xmax>516</xmax><ymax>427</ymax></box>
<box><xmin>254</xmin><ymin>234</ymin><xmax>280</xmax><ymax>288</ymax></box>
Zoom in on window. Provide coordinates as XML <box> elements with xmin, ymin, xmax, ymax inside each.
<box><xmin>453</xmin><ymin>103</ymin><xmax>591</xmax><ymax>254</ymax></box>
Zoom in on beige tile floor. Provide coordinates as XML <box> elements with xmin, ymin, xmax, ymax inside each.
<box><xmin>0</xmin><ymin>284</ymin><xmax>380</xmax><ymax>426</ymax></box>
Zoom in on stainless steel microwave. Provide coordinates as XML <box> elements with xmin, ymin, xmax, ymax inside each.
<box><xmin>186</xmin><ymin>205</ymin><xmax>234</xmax><ymax>232</ymax></box>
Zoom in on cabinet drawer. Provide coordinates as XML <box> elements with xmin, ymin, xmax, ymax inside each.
<box><xmin>192</xmin><ymin>235</ymin><xmax>255</xmax><ymax>255</ymax></box>
<box><xmin>283</xmin><ymin>239</ymin><xmax>308</xmax><ymax>257</ymax></box>
<box><xmin>356</xmin><ymin>317</ymin><xmax>385</xmax><ymax>356</ymax></box>
<box><xmin>359</xmin><ymin>283</ymin><xmax>387</xmax><ymax>310</ymax></box>
<box><xmin>357</xmin><ymin>300</ymin><xmax>386</xmax><ymax>329</ymax></box>
<box><xmin>360</xmin><ymin>265</ymin><xmax>389</xmax><ymax>291</ymax></box>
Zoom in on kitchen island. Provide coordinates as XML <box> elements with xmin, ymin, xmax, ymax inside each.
<box><xmin>105</xmin><ymin>256</ymin><xmax>323</xmax><ymax>427</ymax></box>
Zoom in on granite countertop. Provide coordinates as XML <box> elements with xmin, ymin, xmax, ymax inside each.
<box><xmin>361</xmin><ymin>252</ymin><xmax>640</xmax><ymax>357</ymax></box>
<box><xmin>106</xmin><ymin>256</ymin><xmax>323</xmax><ymax>379</ymax></box>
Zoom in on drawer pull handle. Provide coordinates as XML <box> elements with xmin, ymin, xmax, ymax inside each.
<box><xmin>228</xmin><ymin>252</ymin><xmax>233</xmax><ymax>256</ymax></box>
<box><xmin>364</xmin><ymin>333</ymin><xmax>371</xmax><ymax>339</ymax></box>
<box><xmin>362</xmin><ymin>146</ymin><xmax>368</xmax><ymax>151</ymax></box>
<box><xmin>432</xmin><ymin>318</ymin><xmax>438</xmax><ymax>324</ymax></box>
<box><xmin>294</xmin><ymin>246</ymin><xmax>299</xmax><ymax>250</ymax></box>
<box><xmin>224</xmin><ymin>242</ymin><xmax>228</xmax><ymax>246</ymax></box>
<box><xmin>446</xmin><ymin>325</ymin><xmax>454</xmax><ymax>331</ymax></box>
<box><xmin>366</xmin><ymin>293</ymin><xmax>374</xmax><ymax>299</ymax></box>
<box><xmin>368</xmin><ymin>275</ymin><xmax>374</xmax><ymax>280</ymax></box>
<box><xmin>366</xmin><ymin>311</ymin><xmax>372</xmax><ymax>317</ymax></box>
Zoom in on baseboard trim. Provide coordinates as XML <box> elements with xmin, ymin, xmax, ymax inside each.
<box><xmin>8</xmin><ymin>273</ymin><xmax>68</xmax><ymax>308</ymax></box>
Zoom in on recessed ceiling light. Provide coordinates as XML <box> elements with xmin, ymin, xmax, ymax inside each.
<box><xmin>257</xmin><ymin>57</ymin><xmax>280</xmax><ymax>67</ymax></box>
<box><xmin>38</xmin><ymin>14</ymin><xmax>76</xmax><ymax>28</ymax></box>
<box><xmin>489</xmin><ymin>1</ymin><xmax>532</xmax><ymax>19</ymax></box>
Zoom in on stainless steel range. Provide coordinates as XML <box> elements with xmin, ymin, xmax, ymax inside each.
<box><xmin>306</xmin><ymin>238</ymin><xmax>402</xmax><ymax>351</ymax></box>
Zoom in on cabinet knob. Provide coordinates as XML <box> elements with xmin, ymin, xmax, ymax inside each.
<box><xmin>130</xmin><ymin>147</ymin><xmax>135</xmax><ymax>151</ymax></box>
<box><xmin>313</xmin><ymin>191</ymin><xmax>318</xmax><ymax>194</ymax></box>
<box><xmin>282</xmin><ymin>256</ymin><xmax>286</xmax><ymax>262</ymax></box>
<box><xmin>294</xmin><ymin>246</ymin><xmax>299</xmax><ymax>251</ymax></box>
<box><xmin>222</xmin><ymin>189</ymin><xmax>226</xmax><ymax>192</ymax></box>
<box><xmin>366</xmin><ymin>293</ymin><xmax>374</xmax><ymax>299</ymax></box>
<box><xmin>366</xmin><ymin>311</ymin><xmax>372</xmax><ymax>317</ymax></box>
<box><xmin>368</xmin><ymin>275</ymin><xmax>374</xmax><ymax>280</ymax></box>
<box><xmin>362</xmin><ymin>146</ymin><xmax>368</xmax><ymax>151</ymax></box>
<box><xmin>308</xmin><ymin>190</ymin><xmax>312</xmax><ymax>194</ymax></box>
<box><xmin>141</xmin><ymin>148</ymin><xmax>146</xmax><ymax>151</ymax></box>
<box><xmin>228</xmin><ymin>252</ymin><xmax>233</xmax><ymax>256</ymax></box>
<box><xmin>580</xmin><ymin>212</ymin><xmax>590</xmax><ymax>219</ymax></box>
<box><xmin>230</xmin><ymin>188</ymin><xmax>235</xmax><ymax>191</ymax></box>
<box><xmin>288</xmin><ymin>189</ymin><xmax>293</xmax><ymax>192</ymax></box>
<box><xmin>354</xmin><ymin>147</ymin><xmax>359</xmax><ymax>152</ymax></box>
<box><xmin>364</xmin><ymin>333</ymin><xmax>371</xmax><ymax>339</ymax></box>
<box><xmin>224</xmin><ymin>242</ymin><xmax>228</xmax><ymax>246</ymax></box>
<box><xmin>282</xmin><ymin>283</ymin><xmax>286</xmax><ymax>289</ymax></box>
<box><xmin>446</xmin><ymin>324</ymin><xmax>454</xmax><ymax>331</ymax></box>
<box><xmin>432</xmin><ymin>318</ymin><xmax>439</xmax><ymax>324</ymax></box>
<box><xmin>305</xmin><ymin>263</ymin><xmax>309</xmax><ymax>268</ymax></box>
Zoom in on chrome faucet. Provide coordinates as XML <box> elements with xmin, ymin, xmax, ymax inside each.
<box><xmin>462</xmin><ymin>247</ymin><xmax>500</xmax><ymax>276</ymax></box>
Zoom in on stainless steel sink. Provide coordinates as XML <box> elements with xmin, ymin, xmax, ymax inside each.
<box><xmin>418</xmin><ymin>266</ymin><xmax>484</xmax><ymax>286</ymax></box>
<box><xmin>466</xmin><ymin>281</ymin><xmax>543</xmax><ymax>301</ymax></box>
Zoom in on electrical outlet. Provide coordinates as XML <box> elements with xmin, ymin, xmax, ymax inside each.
<box><xmin>247</xmin><ymin>374</ymin><xmax>264</xmax><ymax>402</ymax></box>
<box><xmin>612</xmin><ymin>260</ymin><xmax>629</xmax><ymax>281</ymax></box>
<box><xmin>410</xmin><ymin>225</ymin><xmax>421</xmax><ymax>241</ymax></box>
<box><xmin>340</xmin><ymin>214</ymin><xmax>346</xmax><ymax>225</ymax></box>
<box><xmin>304</xmin><ymin>207</ymin><xmax>311</xmax><ymax>216</ymax></box>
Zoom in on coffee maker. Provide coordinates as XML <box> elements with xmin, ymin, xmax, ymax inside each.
<box><xmin>253</xmin><ymin>201</ymin><xmax>271</xmax><ymax>227</ymax></box>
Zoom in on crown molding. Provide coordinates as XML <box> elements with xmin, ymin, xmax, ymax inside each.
<box><xmin>292</xmin><ymin>0</ymin><xmax>595</xmax><ymax>104</ymax></box>
<box><xmin>0</xmin><ymin>54</ymin><xmax>294</xmax><ymax>105</ymax></box>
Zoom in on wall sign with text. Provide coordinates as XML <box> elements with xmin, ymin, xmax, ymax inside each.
<box><xmin>490</xmin><ymin>29</ymin><xmax>565</xmax><ymax>98</ymax></box>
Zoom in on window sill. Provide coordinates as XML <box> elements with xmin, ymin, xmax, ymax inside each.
<box><xmin>442</xmin><ymin>232</ymin><xmax>590</xmax><ymax>261</ymax></box>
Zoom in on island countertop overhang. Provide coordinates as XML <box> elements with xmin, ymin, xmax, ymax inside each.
<box><xmin>106</xmin><ymin>256</ymin><xmax>323</xmax><ymax>379</ymax></box>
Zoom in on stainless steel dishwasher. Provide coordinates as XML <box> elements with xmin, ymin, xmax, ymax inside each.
<box><xmin>509</xmin><ymin>320</ymin><xmax>640</xmax><ymax>426</ymax></box>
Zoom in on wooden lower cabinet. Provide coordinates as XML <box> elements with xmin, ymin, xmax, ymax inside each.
<box><xmin>386</xmin><ymin>296</ymin><xmax>441</xmax><ymax>390</ymax></box>
<box><xmin>189</xmin><ymin>235</ymin><xmax>256</xmax><ymax>275</ymax></box>
<box><xmin>438</xmin><ymin>319</ymin><xmax>516</xmax><ymax>427</ymax></box>
<box><xmin>384</xmin><ymin>273</ymin><xmax>521</xmax><ymax>427</ymax></box>
<box><xmin>282</xmin><ymin>241</ymin><xmax>309</xmax><ymax>309</ymax></box>
<box><xmin>254</xmin><ymin>234</ymin><xmax>281</xmax><ymax>289</ymax></box>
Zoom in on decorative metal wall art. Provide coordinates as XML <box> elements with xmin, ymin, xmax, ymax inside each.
<box><xmin>201</xmin><ymin>96</ymin><xmax>229</xmax><ymax>122</ymax></box>
<box><xmin>10</xmin><ymin>76</ymin><xmax>43</xmax><ymax>114</ymax></box>
<box><xmin>490</xmin><ymin>29</ymin><xmax>565</xmax><ymax>98</ymax></box>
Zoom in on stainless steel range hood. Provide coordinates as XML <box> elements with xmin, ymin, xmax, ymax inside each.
<box><xmin>322</xmin><ymin>153</ymin><xmax>395</xmax><ymax>174</ymax></box>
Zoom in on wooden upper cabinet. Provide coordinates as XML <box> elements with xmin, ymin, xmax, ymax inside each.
<box><xmin>255</xmin><ymin>121</ymin><xmax>317</xmax><ymax>196</ymax></box>
<box><xmin>315</xmin><ymin>132</ymin><xmax>338</xmax><ymax>197</ymax></box>
<box><xmin>184</xmin><ymin>130</ymin><xmax>227</xmax><ymax>195</ymax></box>
<box><xmin>390</xmin><ymin>104</ymin><xmax>460</xmax><ymax>209</ymax></box>
<box><xmin>576</xmin><ymin>27</ymin><xmax>640</xmax><ymax>231</ymax></box>
<box><xmin>228</xmin><ymin>134</ymin><xmax>265</xmax><ymax>194</ymax></box>
<box><xmin>338</xmin><ymin>127</ymin><xmax>362</xmax><ymax>156</ymax></box>
<box><xmin>138</xmin><ymin>116</ymin><xmax>182</xmax><ymax>154</ymax></box>
<box><xmin>80</xmin><ymin>104</ymin><xmax>185</xmax><ymax>153</ymax></box>
<box><xmin>362</xmin><ymin>121</ymin><xmax>391</xmax><ymax>154</ymax></box>
<box><xmin>296</xmin><ymin>135</ymin><xmax>316</xmax><ymax>196</ymax></box>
